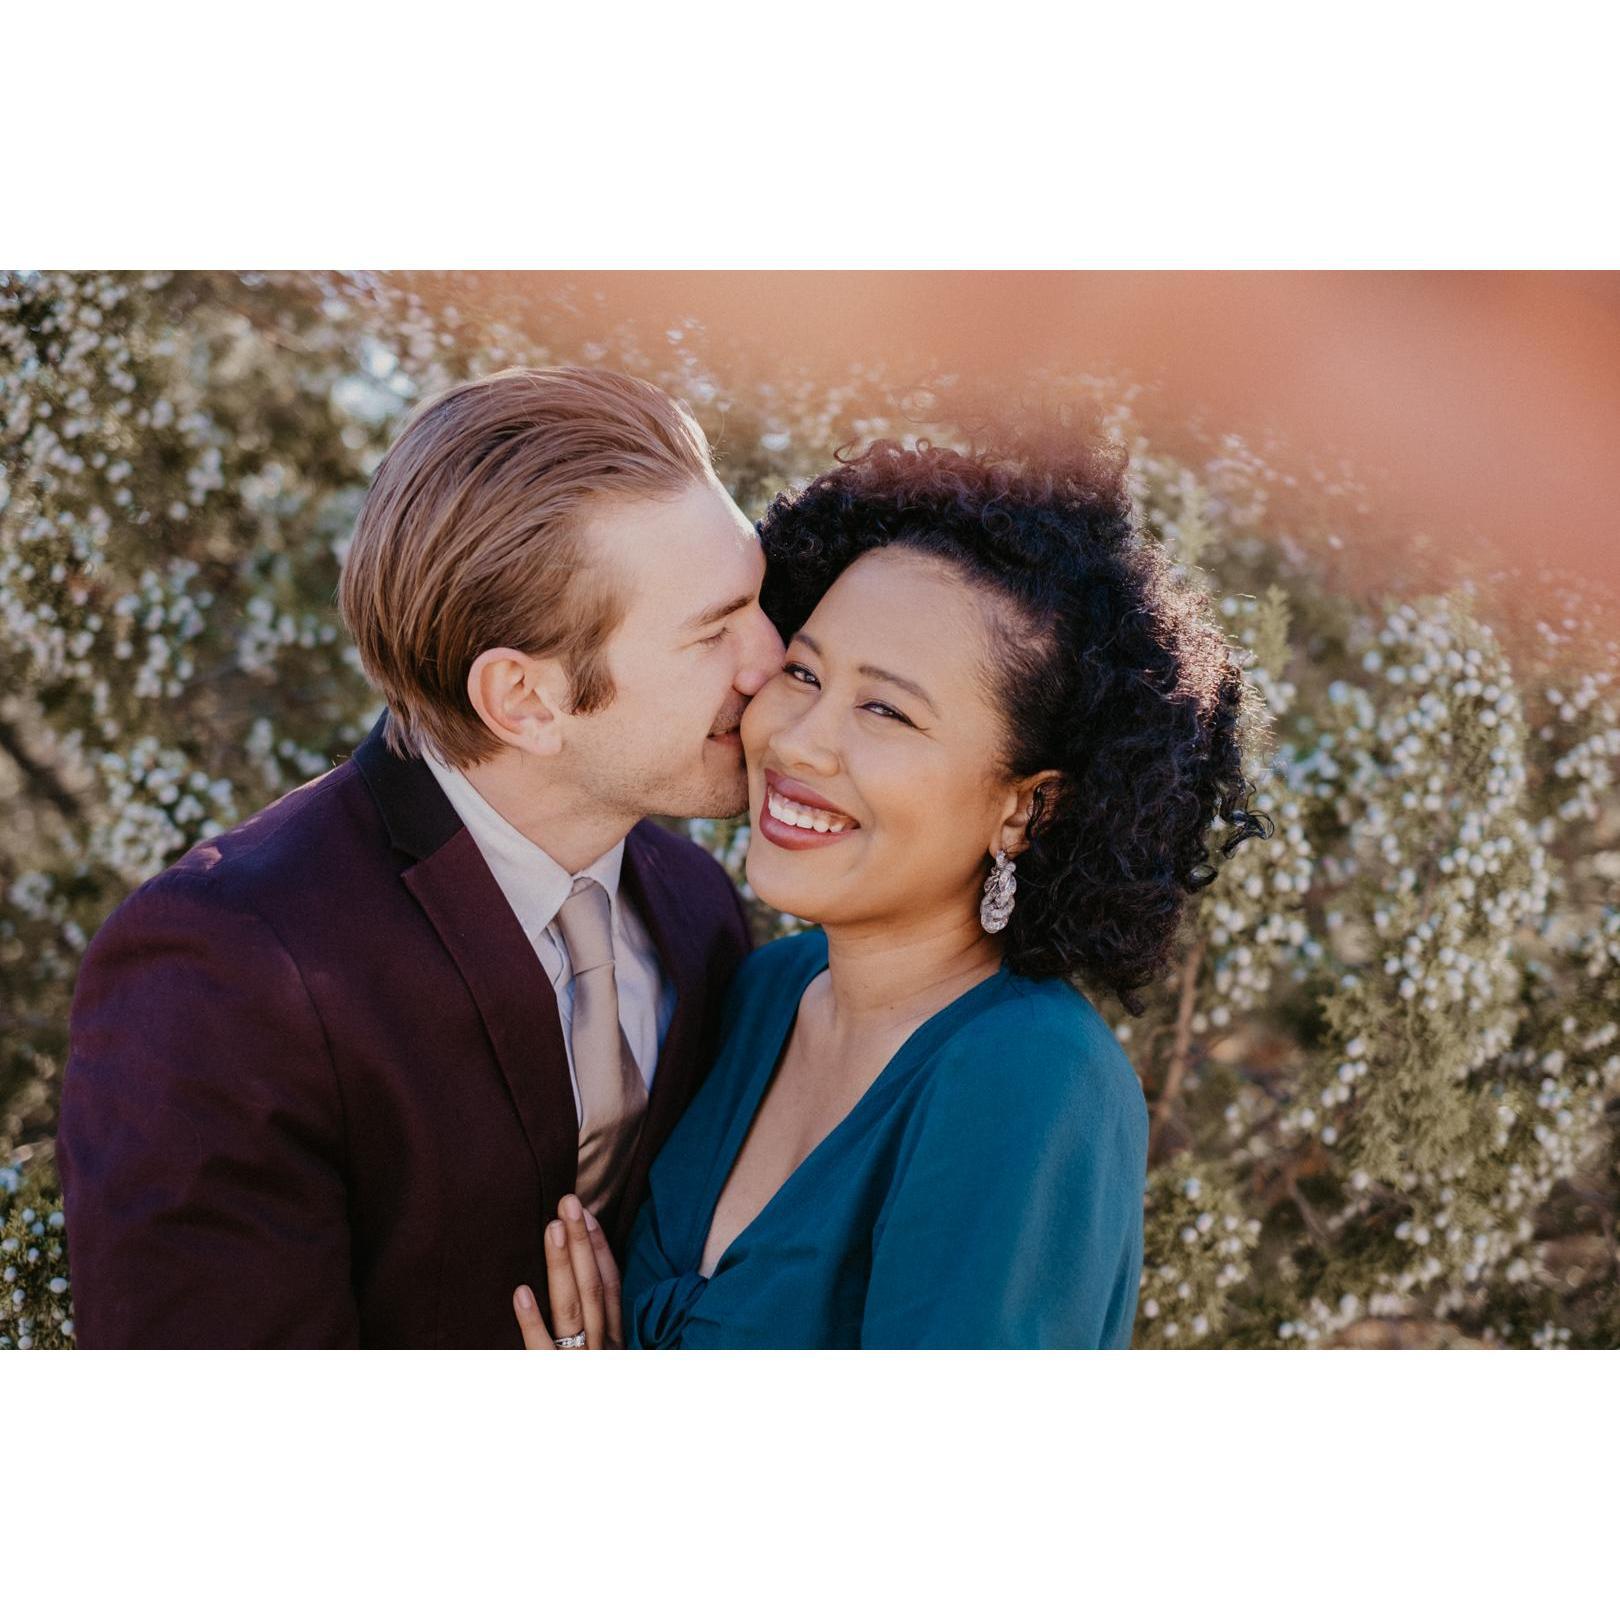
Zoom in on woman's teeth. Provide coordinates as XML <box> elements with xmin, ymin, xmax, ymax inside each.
<box><xmin>766</xmin><ymin>789</ymin><xmax>854</xmax><ymax>834</ymax></box>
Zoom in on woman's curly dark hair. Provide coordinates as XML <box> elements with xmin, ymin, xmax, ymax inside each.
<box><xmin>756</xmin><ymin>433</ymin><xmax>1274</xmax><ymax>1017</ymax></box>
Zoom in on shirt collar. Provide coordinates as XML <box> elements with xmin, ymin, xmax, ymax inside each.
<box><xmin>422</xmin><ymin>750</ymin><xmax>627</xmax><ymax>942</ymax></box>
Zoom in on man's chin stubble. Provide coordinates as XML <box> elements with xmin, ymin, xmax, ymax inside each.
<box><xmin>689</xmin><ymin>786</ymin><xmax>750</xmax><ymax>821</ymax></box>
<box><xmin>686</xmin><ymin>763</ymin><xmax>752</xmax><ymax>821</ymax></box>
<box><xmin>638</xmin><ymin>762</ymin><xmax>750</xmax><ymax>823</ymax></box>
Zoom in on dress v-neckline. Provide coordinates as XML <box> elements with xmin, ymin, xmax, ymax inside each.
<box><xmin>694</xmin><ymin>932</ymin><xmax>1012</xmax><ymax>1281</ymax></box>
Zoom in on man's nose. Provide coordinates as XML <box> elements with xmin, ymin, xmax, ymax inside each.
<box><xmin>733</xmin><ymin>605</ymin><xmax>786</xmax><ymax>698</ymax></box>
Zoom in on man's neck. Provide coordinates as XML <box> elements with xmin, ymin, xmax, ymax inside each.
<box><xmin>458</xmin><ymin>750</ymin><xmax>637</xmax><ymax>877</ymax></box>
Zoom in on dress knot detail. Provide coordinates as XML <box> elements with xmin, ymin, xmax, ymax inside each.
<box><xmin>631</xmin><ymin>1270</ymin><xmax>710</xmax><ymax>1349</ymax></box>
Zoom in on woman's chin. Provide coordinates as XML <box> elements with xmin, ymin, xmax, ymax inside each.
<box><xmin>743</xmin><ymin>844</ymin><xmax>836</xmax><ymax>926</ymax></box>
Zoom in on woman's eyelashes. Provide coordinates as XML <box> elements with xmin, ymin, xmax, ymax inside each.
<box><xmin>866</xmin><ymin>702</ymin><xmax>915</xmax><ymax>726</ymax></box>
<box><xmin>781</xmin><ymin>661</ymin><xmax>915</xmax><ymax>727</ymax></box>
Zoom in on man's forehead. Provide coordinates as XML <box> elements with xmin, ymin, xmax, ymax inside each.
<box><xmin>590</xmin><ymin>492</ymin><xmax>761</xmax><ymax>628</ymax></box>
<box><xmin>584</xmin><ymin>481</ymin><xmax>753</xmax><ymax>565</ymax></box>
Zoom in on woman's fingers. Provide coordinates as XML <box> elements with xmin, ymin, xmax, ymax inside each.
<box><xmin>543</xmin><ymin>1218</ymin><xmax>586</xmax><ymax>1347</ymax></box>
<box><xmin>516</xmin><ymin>1198</ymin><xmax>621</xmax><ymax>1350</ymax></box>
<box><xmin>559</xmin><ymin>1195</ymin><xmax>608</xmax><ymax>1349</ymax></box>
<box><xmin>512</xmin><ymin>1284</ymin><xmax>555</xmax><ymax>1350</ymax></box>
<box><xmin>585</xmin><ymin>1210</ymin><xmax>624</xmax><ymax>1349</ymax></box>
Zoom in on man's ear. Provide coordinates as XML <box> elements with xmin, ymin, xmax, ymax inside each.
<box><xmin>994</xmin><ymin>770</ymin><xmax>1064</xmax><ymax>860</ymax></box>
<box><xmin>467</xmin><ymin>647</ymin><xmax>568</xmax><ymax>759</ymax></box>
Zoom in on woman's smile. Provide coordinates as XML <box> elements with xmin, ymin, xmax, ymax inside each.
<box><xmin>757</xmin><ymin>767</ymin><xmax>863</xmax><ymax>850</ymax></box>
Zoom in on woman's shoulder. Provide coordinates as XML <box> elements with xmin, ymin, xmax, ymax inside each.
<box><xmin>926</xmin><ymin>969</ymin><xmax>1148</xmax><ymax>1137</ymax></box>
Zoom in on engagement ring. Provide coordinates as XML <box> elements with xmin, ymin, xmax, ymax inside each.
<box><xmin>553</xmin><ymin>1331</ymin><xmax>587</xmax><ymax>1349</ymax></box>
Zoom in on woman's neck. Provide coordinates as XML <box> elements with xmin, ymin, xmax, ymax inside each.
<box><xmin>815</xmin><ymin>914</ymin><xmax>1003</xmax><ymax>1046</ymax></box>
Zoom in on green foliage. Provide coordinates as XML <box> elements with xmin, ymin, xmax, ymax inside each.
<box><xmin>1136</xmin><ymin>1158</ymin><xmax>1261</xmax><ymax>1347</ymax></box>
<box><xmin>3</xmin><ymin>271</ymin><xmax>1618</xmax><ymax>1348</ymax></box>
<box><xmin>0</xmin><ymin>1151</ymin><xmax>71</xmax><ymax>1349</ymax></box>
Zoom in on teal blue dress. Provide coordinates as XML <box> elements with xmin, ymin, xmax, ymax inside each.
<box><xmin>622</xmin><ymin>928</ymin><xmax>1148</xmax><ymax>1349</ymax></box>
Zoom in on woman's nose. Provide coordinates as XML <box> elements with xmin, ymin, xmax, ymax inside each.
<box><xmin>767</xmin><ymin>695</ymin><xmax>841</xmax><ymax>776</ymax></box>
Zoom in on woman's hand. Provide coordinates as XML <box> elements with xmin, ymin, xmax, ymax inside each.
<box><xmin>512</xmin><ymin>1194</ymin><xmax>625</xmax><ymax>1350</ymax></box>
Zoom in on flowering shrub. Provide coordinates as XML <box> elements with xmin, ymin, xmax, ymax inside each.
<box><xmin>0</xmin><ymin>1153</ymin><xmax>71</xmax><ymax>1349</ymax></box>
<box><xmin>2</xmin><ymin>271</ymin><xmax>1616</xmax><ymax>1347</ymax></box>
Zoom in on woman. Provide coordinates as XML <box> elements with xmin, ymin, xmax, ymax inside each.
<box><xmin>513</xmin><ymin>433</ymin><xmax>1271</xmax><ymax>1349</ymax></box>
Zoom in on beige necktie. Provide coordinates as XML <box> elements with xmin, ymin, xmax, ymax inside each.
<box><xmin>553</xmin><ymin>875</ymin><xmax>648</xmax><ymax>1215</ymax></box>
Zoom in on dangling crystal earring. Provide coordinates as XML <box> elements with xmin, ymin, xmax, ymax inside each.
<box><xmin>980</xmin><ymin>848</ymin><xmax>1017</xmax><ymax>934</ymax></box>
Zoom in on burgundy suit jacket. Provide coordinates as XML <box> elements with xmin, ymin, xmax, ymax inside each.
<box><xmin>57</xmin><ymin>713</ymin><xmax>752</xmax><ymax>1347</ymax></box>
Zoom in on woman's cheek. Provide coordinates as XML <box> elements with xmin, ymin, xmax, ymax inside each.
<box><xmin>879</xmin><ymin>771</ymin><xmax>973</xmax><ymax>889</ymax></box>
<box><xmin>739</xmin><ymin>683</ymin><xmax>783</xmax><ymax>754</ymax></box>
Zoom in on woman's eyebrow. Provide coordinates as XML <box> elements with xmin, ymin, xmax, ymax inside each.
<box><xmin>790</xmin><ymin>630</ymin><xmax>938</xmax><ymax>715</ymax></box>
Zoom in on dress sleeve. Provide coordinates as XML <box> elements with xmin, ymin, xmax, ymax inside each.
<box><xmin>57</xmin><ymin>876</ymin><xmax>361</xmax><ymax>1348</ymax></box>
<box><xmin>860</xmin><ymin>1007</ymin><xmax>1149</xmax><ymax>1349</ymax></box>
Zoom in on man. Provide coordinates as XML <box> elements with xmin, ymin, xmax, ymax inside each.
<box><xmin>57</xmin><ymin>366</ymin><xmax>784</xmax><ymax>1347</ymax></box>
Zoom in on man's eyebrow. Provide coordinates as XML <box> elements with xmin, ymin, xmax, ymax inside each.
<box><xmin>681</xmin><ymin>592</ymin><xmax>756</xmax><ymax>634</ymax></box>
<box><xmin>790</xmin><ymin>631</ymin><xmax>939</xmax><ymax>715</ymax></box>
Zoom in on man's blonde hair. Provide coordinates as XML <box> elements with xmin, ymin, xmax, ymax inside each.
<box><xmin>340</xmin><ymin>365</ymin><xmax>714</xmax><ymax>766</ymax></box>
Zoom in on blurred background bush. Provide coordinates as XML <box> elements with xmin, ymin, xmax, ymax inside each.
<box><xmin>2</xmin><ymin>270</ymin><xmax>1616</xmax><ymax>1349</ymax></box>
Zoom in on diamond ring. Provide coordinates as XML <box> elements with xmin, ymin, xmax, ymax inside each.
<box><xmin>553</xmin><ymin>1331</ymin><xmax>588</xmax><ymax>1349</ymax></box>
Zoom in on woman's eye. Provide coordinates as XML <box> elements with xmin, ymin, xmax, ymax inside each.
<box><xmin>864</xmin><ymin>702</ymin><xmax>915</xmax><ymax>727</ymax></box>
<box><xmin>783</xmin><ymin>664</ymin><xmax>911</xmax><ymax>725</ymax></box>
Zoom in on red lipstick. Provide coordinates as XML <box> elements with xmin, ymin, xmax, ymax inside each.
<box><xmin>763</xmin><ymin>769</ymin><xmax>859</xmax><ymax>823</ymax></box>
<box><xmin>758</xmin><ymin>769</ymin><xmax>862</xmax><ymax>852</ymax></box>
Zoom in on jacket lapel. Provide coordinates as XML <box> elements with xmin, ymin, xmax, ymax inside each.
<box><xmin>403</xmin><ymin>836</ymin><xmax>579</xmax><ymax>1204</ymax></box>
<box><xmin>353</xmin><ymin>713</ymin><xmax>579</xmax><ymax>1212</ymax></box>
<box><xmin>617</xmin><ymin>823</ymin><xmax>710</xmax><ymax>1217</ymax></box>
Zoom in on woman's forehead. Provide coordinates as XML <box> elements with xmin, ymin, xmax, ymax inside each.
<box><xmin>814</xmin><ymin>547</ymin><xmax>981</xmax><ymax>626</ymax></box>
<box><xmin>804</xmin><ymin>550</ymin><xmax>993</xmax><ymax>697</ymax></box>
